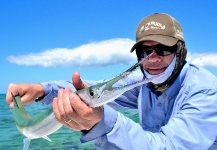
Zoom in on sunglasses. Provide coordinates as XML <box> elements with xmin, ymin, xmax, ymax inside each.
<box><xmin>136</xmin><ymin>44</ymin><xmax>177</xmax><ymax>58</ymax></box>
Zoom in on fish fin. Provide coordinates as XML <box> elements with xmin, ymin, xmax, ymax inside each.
<box><xmin>23</xmin><ymin>138</ymin><xmax>31</xmax><ymax>150</ymax></box>
<box><xmin>42</xmin><ymin>136</ymin><xmax>52</xmax><ymax>142</ymax></box>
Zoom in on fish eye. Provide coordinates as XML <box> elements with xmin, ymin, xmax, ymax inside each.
<box><xmin>89</xmin><ymin>89</ymin><xmax>96</xmax><ymax>97</ymax></box>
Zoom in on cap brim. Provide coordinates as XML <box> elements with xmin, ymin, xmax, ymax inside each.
<box><xmin>130</xmin><ymin>35</ymin><xmax>179</xmax><ymax>52</ymax></box>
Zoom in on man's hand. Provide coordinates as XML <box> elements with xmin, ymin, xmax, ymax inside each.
<box><xmin>52</xmin><ymin>72</ymin><xmax>103</xmax><ymax>131</ymax></box>
<box><xmin>6</xmin><ymin>83</ymin><xmax>45</xmax><ymax>109</ymax></box>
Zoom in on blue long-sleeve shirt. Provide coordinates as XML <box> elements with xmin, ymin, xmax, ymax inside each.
<box><xmin>39</xmin><ymin>62</ymin><xmax>217</xmax><ymax>150</ymax></box>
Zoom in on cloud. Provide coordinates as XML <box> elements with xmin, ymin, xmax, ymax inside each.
<box><xmin>7</xmin><ymin>38</ymin><xmax>137</xmax><ymax>67</ymax></box>
<box><xmin>7</xmin><ymin>38</ymin><xmax>217</xmax><ymax>68</ymax></box>
<box><xmin>186</xmin><ymin>52</ymin><xmax>217</xmax><ymax>67</ymax></box>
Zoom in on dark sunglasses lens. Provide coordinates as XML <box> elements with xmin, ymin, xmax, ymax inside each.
<box><xmin>140</xmin><ymin>48</ymin><xmax>152</xmax><ymax>58</ymax></box>
<box><xmin>162</xmin><ymin>51</ymin><xmax>173</xmax><ymax>56</ymax></box>
<box><xmin>137</xmin><ymin>44</ymin><xmax>177</xmax><ymax>58</ymax></box>
<box><xmin>154</xmin><ymin>49</ymin><xmax>173</xmax><ymax>56</ymax></box>
<box><xmin>156</xmin><ymin>44</ymin><xmax>177</xmax><ymax>56</ymax></box>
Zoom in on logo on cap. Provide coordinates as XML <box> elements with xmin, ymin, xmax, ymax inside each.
<box><xmin>139</xmin><ymin>21</ymin><xmax>166</xmax><ymax>34</ymax></box>
<box><xmin>176</xmin><ymin>29</ymin><xmax>184</xmax><ymax>39</ymax></box>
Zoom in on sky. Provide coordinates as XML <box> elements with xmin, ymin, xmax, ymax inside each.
<box><xmin>1</xmin><ymin>0</ymin><xmax>217</xmax><ymax>94</ymax></box>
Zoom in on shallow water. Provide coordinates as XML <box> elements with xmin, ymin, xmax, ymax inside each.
<box><xmin>0</xmin><ymin>94</ymin><xmax>139</xmax><ymax>150</ymax></box>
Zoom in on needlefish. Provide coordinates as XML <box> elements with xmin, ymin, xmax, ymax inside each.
<box><xmin>76</xmin><ymin>54</ymin><xmax>164</xmax><ymax>107</ymax></box>
<box><xmin>12</xmin><ymin>53</ymin><xmax>164</xmax><ymax>150</ymax></box>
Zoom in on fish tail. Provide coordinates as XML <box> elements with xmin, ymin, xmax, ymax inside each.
<box><xmin>12</xmin><ymin>93</ymin><xmax>28</xmax><ymax>115</ymax></box>
<box><xmin>23</xmin><ymin>138</ymin><xmax>31</xmax><ymax>150</ymax></box>
<box><xmin>11</xmin><ymin>92</ymin><xmax>19</xmax><ymax>108</ymax></box>
<box><xmin>42</xmin><ymin>136</ymin><xmax>52</xmax><ymax>142</ymax></box>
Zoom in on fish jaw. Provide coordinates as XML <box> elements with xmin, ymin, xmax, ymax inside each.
<box><xmin>76</xmin><ymin>82</ymin><xmax>107</xmax><ymax>105</ymax></box>
<box><xmin>76</xmin><ymin>72</ymin><xmax>133</xmax><ymax>106</ymax></box>
<box><xmin>88</xmin><ymin>88</ymin><xmax>126</xmax><ymax>107</ymax></box>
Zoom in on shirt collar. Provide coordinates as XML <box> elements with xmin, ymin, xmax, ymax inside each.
<box><xmin>145</xmin><ymin>61</ymin><xmax>189</xmax><ymax>99</ymax></box>
<box><xmin>165</xmin><ymin>61</ymin><xmax>189</xmax><ymax>100</ymax></box>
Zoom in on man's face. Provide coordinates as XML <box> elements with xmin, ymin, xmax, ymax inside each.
<box><xmin>141</xmin><ymin>41</ymin><xmax>175</xmax><ymax>75</ymax></box>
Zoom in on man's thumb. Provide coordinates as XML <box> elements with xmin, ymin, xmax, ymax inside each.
<box><xmin>72</xmin><ymin>72</ymin><xmax>88</xmax><ymax>90</ymax></box>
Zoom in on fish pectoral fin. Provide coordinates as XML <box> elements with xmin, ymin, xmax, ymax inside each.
<box><xmin>23</xmin><ymin>138</ymin><xmax>31</xmax><ymax>150</ymax></box>
<box><xmin>42</xmin><ymin>136</ymin><xmax>52</xmax><ymax>142</ymax></box>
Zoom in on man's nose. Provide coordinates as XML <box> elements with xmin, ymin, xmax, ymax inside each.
<box><xmin>148</xmin><ymin>51</ymin><xmax>161</xmax><ymax>62</ymax></box>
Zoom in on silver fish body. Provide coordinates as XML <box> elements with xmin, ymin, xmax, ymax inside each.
<box><xmin>16</xmin><ymin>111</ymin><xmax>62</xmax><ymax>140</ymax></box>
<box><xmin>12</xmin><ymin>94</ymin><xmax>62</xmax><ymax>150</ymax></box>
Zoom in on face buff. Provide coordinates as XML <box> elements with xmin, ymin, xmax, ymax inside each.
<box><xmin>143</xmin><ymin>55</ymin><xmax>176</xmax><ymax>84</ymax></box>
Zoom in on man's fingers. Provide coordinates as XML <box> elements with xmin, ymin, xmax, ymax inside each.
<box><xmin>9</xmin><ymin>102</ymin><xmax>14</xmax><ymax>109</ymax></box>
<box><xmin>69</xmin><ymin>92</ymin><xmax>103</xmax><ymax>121</ymax></box>
<box><xmin>56</xmin><ymin>89</ymin><xmax>66</xmax><ymax>121</ymax></box>
<box><xmin>53</xmin><ymin>88</ymin><xmax>103</xmax><ymax>131</ymax></box>
<box><xmin>53</xmin><ymin>89</ymin><xmax>86</xmax><ymax>130</ymax></box>
<box><xmin>72</xmin><ymin>72</ymin><xmax>88</xmax><ymax>90</ymax></box>
<box><xmin>6</xmin><ymin>83</ymin><xmax>16</xmax><ymax>102</ymax></box>
<box><xmin>6</xmin><ymin>83</ymin><xmax>19</xmax><ymax>109</ymax></box>
<box><xmin>53</xmin><ymin>97</ymin><xmax>60</xmax><ymax>119</ymax></box>
<box><xmin>53</xmin><ymin>96</ymin><xmax>68</xmax><ymax>125</ymax></box>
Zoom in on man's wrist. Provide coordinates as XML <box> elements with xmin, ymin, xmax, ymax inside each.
<box><xmin>35</xmin><ymin>84</ymin><xmax>45</xmax><ymax>102</ymax></box>
<box><xmin>81</xmin><ymin>105</ymin><xmax>118</xmax><ymax>142</ymax></box>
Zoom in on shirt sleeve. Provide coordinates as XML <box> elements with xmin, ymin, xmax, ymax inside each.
<box><xmin>81</xmin><ymin>89</ymin><xmax>217</xmax><ymax>150</ymax></box>
<box><xmin>160</xmin><ymin>89</ymin><xmax>217</xmax><ymax>150</ymax></box>
<box><xmin>38</xmin><ymin>80</ymin><xmax>75</xmax><ymax>104</ymax></box>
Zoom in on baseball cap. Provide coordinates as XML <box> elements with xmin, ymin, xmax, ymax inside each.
<box><xmin>130</xmin><ymin>13</ymin><xmax>184</xmax><ymax>52</ymax></box>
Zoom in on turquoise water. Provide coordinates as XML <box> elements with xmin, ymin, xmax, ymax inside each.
<box><xmin>0</xmin><ymin>94</ymin><xmax>139</xmax><ymax>150</ymax></box>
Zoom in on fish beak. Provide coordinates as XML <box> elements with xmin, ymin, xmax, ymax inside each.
<box><xmin>77</xmin><ymin>53</ymin><xmax>160</xmax><ymax>107</ymax></box>
<box><xmin>100</xmin><ymin>53</ymin><xmax>154</xmax><ymax>91</ymax></box>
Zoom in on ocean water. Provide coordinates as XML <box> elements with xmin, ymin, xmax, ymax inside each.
<box><xmin>0</xmin><ymin>94</ymin><xmax>139</xmax><ymax>150</ymax></box>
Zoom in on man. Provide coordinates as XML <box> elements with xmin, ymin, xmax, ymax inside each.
<box><xmin>6</xmin><ymin>13</ymin><xmax>217</xmax><ymax>149</ymax></box>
